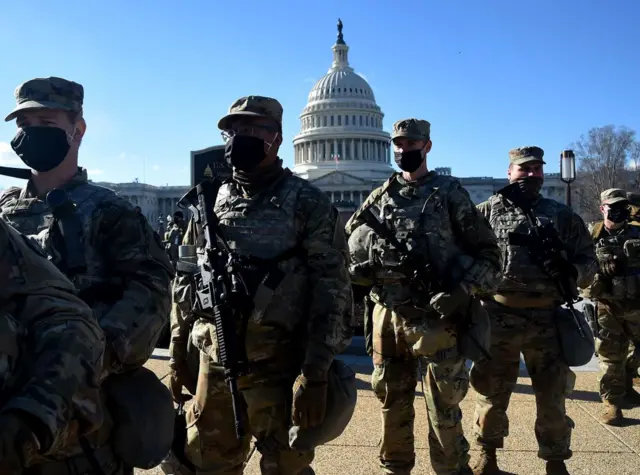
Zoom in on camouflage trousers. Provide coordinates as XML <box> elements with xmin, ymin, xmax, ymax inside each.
<box><xmin>595</xmin><ymin>300</ymin><xmax>640</xmax><ymax>402</ymax></box>
<box><xmin>470</xmin><ymin>300</ymin><xmax>574</xmax><ymax>461</ymax></box>
<box><xmin>370</xmin><ymin>302</ymin><xmax>470</xmax><ymax>475</ymax></box>
<box><xmin>184</xmin><ymin>351</ymin><xmax>314</xmax><ymax>475</ymax></box>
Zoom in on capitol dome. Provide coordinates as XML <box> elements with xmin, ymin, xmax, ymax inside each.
<box><xmin>292</xmin><ymin>20</ymin><xmax>393</xmax><ymax>198</ymax></box>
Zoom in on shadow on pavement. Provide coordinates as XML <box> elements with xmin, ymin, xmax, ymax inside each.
<box><xmin>512</xmin><ymin>383</ymin><xmax>602</xmax><ymax>403</ymax></box>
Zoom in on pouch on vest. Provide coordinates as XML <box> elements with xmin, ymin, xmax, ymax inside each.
<box><xmin>103</xmin><ymin>367</ymin><xmax>175</xmax><ymax>469</ymax></box>
<box><xmin>555</xmin><ymin>307</ymin><xmax>595</xmax><ymax>367</ymax></box>
<box><xmin>159</xmin><ymin>404</ymin><xmax>196</xmax><ymax>475</ymax></box>
<box><xmin>363</xmin><ymin>295</ymin><xmax>374</xmax><ymax>356</ymax></box>
<box><xmin>288</xmin><ymin>359</ymin><xmax>357</xmax><ymax>452</ymax></box>
<box><xmin>457</xmin><ymin>297</ymin><xmax>491</xmax><ymax>363</ymax></box>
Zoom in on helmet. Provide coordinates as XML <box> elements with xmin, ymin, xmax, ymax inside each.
<box><xmin>288</xmin><ymin>359</ymin><xmax>357</xmax><ymax>452</ymax></box>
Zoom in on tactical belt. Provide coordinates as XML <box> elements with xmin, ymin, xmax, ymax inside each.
<box><xmin>492</xmin><ymin>292</ymin><xmax>558</xmax><ymax>309</ymax></box>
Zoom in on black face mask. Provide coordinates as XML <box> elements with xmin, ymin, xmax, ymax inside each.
<box><xmin>394</xmin><ymin>149</ymin><xmax>424</xmax><ymax>173</ymax></box>
<box><xmin>516</xmin><ymin>176</ymin><xmax>543</xmax><ymax>199</ymax></box>
<box><xmin>224</xmin><ymin>135</ymin><xmax>266</xmax><ymax>172</ymax></box>
<box><xmin>607</xmin><ymin>206</ymin><xmax>630</xmax><ymax>223</ymax></box>
<box><xmin>10</xmin><ymin>126</ymin><xmax>71</xmax><ymax>172</ymax></box>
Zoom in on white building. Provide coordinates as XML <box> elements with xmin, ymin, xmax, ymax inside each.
<box><xmin>91</xmin><ymin>20</ymin><xmax>582</xmax><ymax>226</ymax></box>
<box><xmin>291</xmin><ymin>21</ymin><xmax>579</xmax><ymax>222</ymax></box>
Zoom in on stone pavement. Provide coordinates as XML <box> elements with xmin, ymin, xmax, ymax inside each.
<box><xmin>139</xmin><ymin>350</ymin><xmax>640</xmax><ymax>475</ymax></box>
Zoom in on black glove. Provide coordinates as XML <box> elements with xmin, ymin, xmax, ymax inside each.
<box><xmin>600</xmin><ymin>257</ymin><xmax>626</xmax><ymax>278</ymax></box>
<box><xmin>542</xmin><ymin>256</ymin><xmax>578</xmax><ymax>281</ymax></box>
<box><xmin>429</xmin><ymin>285</ymin><xmax>471</xmax><ymax>319</ymax></box>
<box><xmin>0</xmin><ymin>412</ymin><xmax>41</xmax><ymax>474</ymax></box>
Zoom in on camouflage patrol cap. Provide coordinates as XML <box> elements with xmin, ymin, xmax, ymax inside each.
<box><xmin>508</xmin><ymin>146</ymin><xmax>546</xmax><ymax>165</ymax></box>
<box><xmin>600</xmin><ymin>188</ymin><xmax>629</xmax><ymax>206</ymax></box>
<box><xmin>5</xmin><ymin>76</ymin><xmax>84</xmax><ymax>122</ymax></box>
<box><xmin>391</xmin><ymin>118</ymin><xmax>431</xmax><ymax>141</ymax></box>
<box><xmin>217</xmin><ymin>95</ymin><xmax>283</xmax><ymax>130</ymax></box>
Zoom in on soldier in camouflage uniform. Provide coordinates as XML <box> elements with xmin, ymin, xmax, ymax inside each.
<box><xmin>0</xmin><ymin>218</ymin><xmax>104</xmax><ymax>473</ymax></box>
<box><xmin>169</xmin><ymin>95</ymin><xmax>353</xmax><ymax>475</ymax></box>
<box><xmin>345</xmin><ymin>119</ymin><xmax>502</xmax><ymax>475</ymax></box>
<box><xmin>470</xmin><ymin>146</ymin><xmax>597</xmax><ymax>475</ymax></box>
<box><xmin>0</xmin><ymin>77</ymin><xmax>175</xmax><ymax>475</ymax></box>
<box><xmin>165</xmin><ymin>211</ymin><xmax>187</xmax><ymax>268</ymax></box>
<box><xmin>582</xmin><ymin>189</ymin><xmax>640</xmax><ymax>425</ymax></box>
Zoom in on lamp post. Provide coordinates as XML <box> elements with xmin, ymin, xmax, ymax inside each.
<box><xmin>560</xmin><ymin>149</ymin><xmax>576</xmax><ymax>207</ymax></box>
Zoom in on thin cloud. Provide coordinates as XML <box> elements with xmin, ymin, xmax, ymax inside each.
<box><xmin>152</xmin><ymin>164</ymin><xmax>160</xmax><ymax>171</ymax></box>
<box><xmin>303</xmin><ymin>77</ymin><xmax>316</xmax><ymax>84</ymax></box>
<box><xmin>0</xmin><ymin>142</ymin><xmax>21</xmax><ymax>166</ymax></box>
<box><xmin>87</xmin><ymin>168</ymin><xmax>105</xmax><ymax>176</ymax></box>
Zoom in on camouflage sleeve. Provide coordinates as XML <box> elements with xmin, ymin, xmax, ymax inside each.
<box><xmin>168</xmin><ymin>218</ymin><xmax>198</xmax><ymax>362</ymax></box>
<box><xmin>0</xmin><ymin>223</ymin><xmax>104</xmax><ymax>455</ymax></box>
<box><xmin>448</xmin><ymin>184</ymin><xmax>502</xmax><ymax>294</ymax></box>
<box><xmin>169</xmin><ymin>273</ymin><xmax>194</xmax><ymax>367</ymax></box>
<box><xmin>92</xmin><ymin>201</ymin><xmax>175</xmax><ymax>376</ymax></box>
<box><xmin>558</xmin><ymin>207</ymin><xmax>598</xmax><ymax>289</ymax></box>
<box><xmin>476</xmin><ymin>199</ymin><xmax>492</xmax><ymax>221</ymax></box>
<box><xmin>297</xmin><ymin>185</ymin><xmax>354</xmax><ymax>376</ymax></box>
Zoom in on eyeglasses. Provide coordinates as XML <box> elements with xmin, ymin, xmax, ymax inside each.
<box><xmin>221</xmin><ymin>123</ymin><xmax>279</xmax><ymax>143</ymax></box>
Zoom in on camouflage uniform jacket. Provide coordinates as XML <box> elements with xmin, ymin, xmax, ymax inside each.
<box><xmin>583</xmin><ymin>221</ymin><xmax>640</xmax><ymax>304</ymax></box>
<box><xmin>165</xmin><ymin>223</ymin><xmax>185</xmax><ymax>266</ymax></box>
<box><xmin>477</xmin><ymin>193</ymin><xmax>597</xmax><ymax>299</ymax></box>
<box><xmin>0</xmin><ymin>218</ymin><xmax>105</xmax><ymax>463</ymax></box>
<box><xmin>0</xmin><ymin>167</ymin><xmax>175</xmax><ymax>378</ymax></box>
<box><xmin>172</xmin><ymin>170</ymin><xmax>353</xmax><ymax>374</ymax></box>
<box><xmin>345</xmin><ymin>171</ymin><xmax>502</xmax><ymax>310</ymax></box>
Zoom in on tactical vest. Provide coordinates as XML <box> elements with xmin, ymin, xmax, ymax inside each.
<box><xmin>363</xmin><ymin>174</ymin><xmax>465</xmax><ymax>308</ymax></box>
<box><xmin>593</xmin><ymin>224</ymin><xmax>640</xmax><ymax>300</ymax></box>
<box><xmin>190</xmin><ymin>172</ymin><xmax>310</xmax><ymax>362</ymax></box>
<box><xmin>0</xmin><ymin>182</ymin><xmax>124</xmax><ymax>297</ymax></box>
<box><xmin>487</xmin><ymin>194</ymin><xmax>564</xmax><ymax>297</ymax></box>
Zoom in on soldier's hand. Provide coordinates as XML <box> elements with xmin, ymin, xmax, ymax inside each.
<box><xmin>0</xmin><ymin>412</ymin><xmax>41</xmax><ymax>475</ymax></box>
<box><xmin>430</xmin><ymin>285</ymin><xmax>470</xmax><ymax>318</ymax></box>
<box><xmin>542</xmin><ymin>256</ymin><xmax>578</xmax><ymax>281</ymax></box>
<box><xmin>291</xmin><ymin>373</ymin><xmax>328</xmax><ymax>429</ymax></box>
<box><xmin>600</xmin><ymin>257</ymin><xmax>626</xmax><ymax>278</ymax></box>
<box><xmin>169</xmin><ymin>363</ymin><xmax>195</xmax><ymax>404</ymax></box>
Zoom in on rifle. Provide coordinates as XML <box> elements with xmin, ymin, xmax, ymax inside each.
<box><xmin>357</xmin><ymin>206</ymin><xmax>491</xmax><ymax>360</ymax></box>
<box><xmin>0</xmin><ymin>165</ymin><xmax>31</xmax><ymax>180</ymax></box>
<box><xmin>497</xmin><ymin>182</ymin><xmax>587</xmax><ymax>339</ymax></box>
<box><xmin>178</xmin><ymin>179</ymin><xmax>251</xmax><ymax>440</ymax></box>
<box><xmin>46</xmin><ymin>188</ymin><xmax>87</xmax><ymax>278</ymax></box>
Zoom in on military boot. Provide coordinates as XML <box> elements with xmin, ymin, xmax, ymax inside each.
<box><xmin>470</xmin><ymin>447</ymin><xmax>499</xmax><ymax>475</ymax></box>
<box><xmin>599</xmin><ymin>400</ymin><xmax>623</xmax><ymax>426</ymax></box>
<box><xmin>545</xmin><ymin>460</ymin><xmax>570</xmax><ymax>475</ymax></box>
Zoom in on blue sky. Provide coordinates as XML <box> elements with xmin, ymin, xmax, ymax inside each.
<box><xmin>1</xmin><ymin>0</ymin><xmax>638</xmax><ymax>190</ymax></box>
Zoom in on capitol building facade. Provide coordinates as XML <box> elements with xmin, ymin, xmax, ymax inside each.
<box><xmin>94</xmin><ymin>21</ymin><xmax>581</xmax><ymax>230</ymax></box>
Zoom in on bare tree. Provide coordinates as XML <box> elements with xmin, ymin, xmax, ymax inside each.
<box><xmin>571</xmin><ymin>125</ymin><xmax>637</xmax><ymax>221</ymax></box>
<box><xmin>630</xmin><ymin>142</ymin><xmax>640</xmax><ymax>189</ymax></box>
